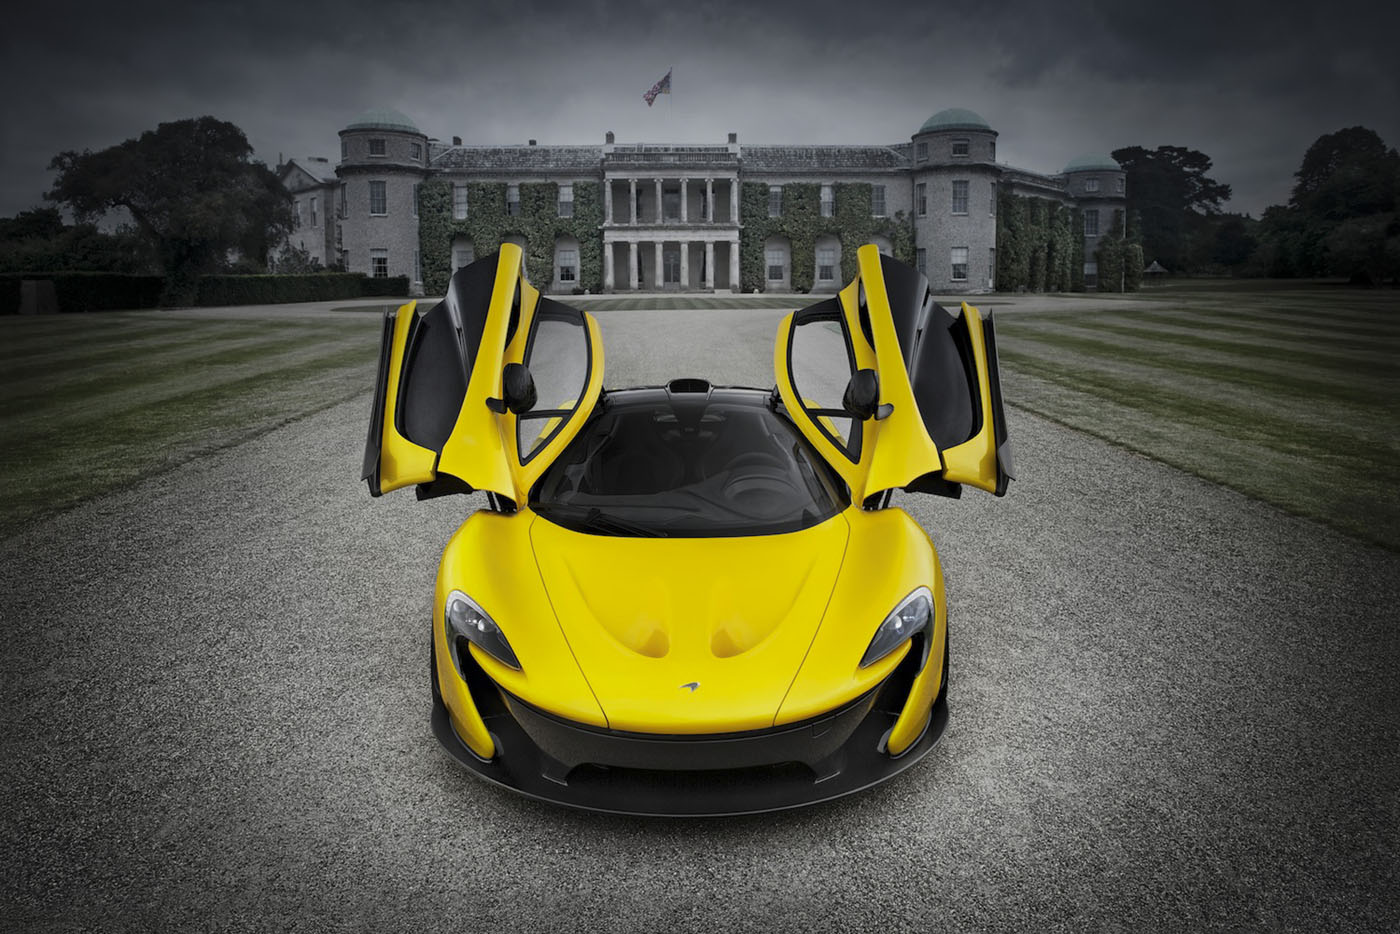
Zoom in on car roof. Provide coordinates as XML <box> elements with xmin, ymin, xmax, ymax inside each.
<box><xmin>601</xmin><ymin>381</ymin><xmax>771</xmax><ymax>409</ymax></box>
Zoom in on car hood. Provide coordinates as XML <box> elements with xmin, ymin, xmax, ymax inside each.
<box><xmin>528</xmin><ymin>513</ymin><xmax>851</xmax><ymax>733</ymax></box>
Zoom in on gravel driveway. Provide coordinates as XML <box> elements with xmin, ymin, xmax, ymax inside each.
<box><xmin>2</xmin><ymin>306</ymin><xmax>1397</xmax><ymax>932</ymax></box>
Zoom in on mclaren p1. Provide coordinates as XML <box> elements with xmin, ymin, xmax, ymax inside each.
<box><xmin>362</xmin><ymin>242</ymin><xmax>1012</xmax><ymax>816</ymax></box>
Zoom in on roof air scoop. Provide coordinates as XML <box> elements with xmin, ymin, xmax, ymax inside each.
<box><xmin>666</xmin><ymin>378</ymin><xmax>712</xmax><ymax>396</ymax></box>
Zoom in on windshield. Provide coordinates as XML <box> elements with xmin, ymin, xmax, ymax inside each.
<box><xmin>530</xmin><ymin>391</ymin><xmax>848</xmax><ymax>537</ymax></box>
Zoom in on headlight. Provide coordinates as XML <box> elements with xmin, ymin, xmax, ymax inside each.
<box><xmin>445</xmin><ymin>590</ymin><xmax>521</xmax><ymax>671</ymax></box>
<box><xmin>860</xmin><ymin>587</ymin><xmax>933</xmax><ymax>668</ymax></box>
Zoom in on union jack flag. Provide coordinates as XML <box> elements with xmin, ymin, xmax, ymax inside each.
<box><xmin>643</xmin><ymin>69</ymin><xmax>672</xmax><ymax>107</ymax></box>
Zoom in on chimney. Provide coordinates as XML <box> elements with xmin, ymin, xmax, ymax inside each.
<box><xmin>528</xmin><ymin>139</ymin><xmax>537</xmax><ymax>146</ymax></box>
<box><xmin>452</xmin><ymin>135</ymin><xmax>461</xmax><ymax>146</ymax></box>
<box><xmin>605</xmin><ymin>130</ymin><xmax>615</xmax><ymax>144</ymax></box>
<box><xmin>727</xmin><ymin>132</ymin><xmax>737</xmax><ymax>144</ymax></box>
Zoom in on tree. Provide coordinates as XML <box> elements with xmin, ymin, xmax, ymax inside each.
<box><xmin>0</xmin><ymin>208</ymin><xmax>157</xmax><ymax>274</ymax></box>
<box><xmin>1256</xmin><ymin>127</ymin><xmax>1400</xmax><ymax>282</ymax></box>
<box><xmin>1291</xmin><ymin>126</ymin><xmax>1399</xmax><ymax>221</ymax></box>
<box><xmin>1111</xmin><ymin>145</ymin><xmax>1231</xmax><ymax>273</ymax></box>
<box><xmin>46</xmin><ymin>116</ymin><xmax>292</xmax><ymax>304</ymax></box>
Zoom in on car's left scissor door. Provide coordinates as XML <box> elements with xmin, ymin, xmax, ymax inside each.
<box><xmin>362</xmin><ymin>243</ymin><xmax>604</xmax><ymax>505</ymax></box>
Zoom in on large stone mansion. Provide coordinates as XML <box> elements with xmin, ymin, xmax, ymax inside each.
<box><xmin>278</xmin><ymin>107</ymin><xmax>1125</xmax><ymax>295</ymax></box>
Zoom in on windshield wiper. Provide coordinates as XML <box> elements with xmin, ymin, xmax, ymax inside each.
<box><xmin>532</xmin><ymin>503</ymin><xmax>668</xmax><ymax>538</ymax></box>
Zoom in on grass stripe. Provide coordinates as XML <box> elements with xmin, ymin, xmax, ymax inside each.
<box><xmin>0</xmin><ymin>342</ymin><xmax>378</xmax><ymax>536</ymax></box>
<box><xmin>1004</xmin><ymin>318</ymin><xmax>1398</xmax><ymax>393</ymax></box>
<box><xmin>0</xmin><ymin>319</ymin><xmax>331</xmax><ymax>388</ymax></box>
<box><xmin>997</xmin><ymin>347</ymin><xmax>1398</xmax><ymax>482</ymax></box>
<box><xmin>1002</xmin><ymin>368</ymin><xmax>1397</xmax><ymax>552</ymax></box>
<box><xmin>1019</xmin><ymin>310</ymin><xmax>1400</xmax><ymax>361</ymax></box>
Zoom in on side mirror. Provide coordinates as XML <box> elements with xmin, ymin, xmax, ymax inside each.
<box><xmin>501</xmin><ymin>362</ymin><xmax>537</xmax><ymax>414</ymax></box>
<box><xmin>842</xmin><ymin>368</ymin><xmax>879</xmax><ymax>420</ymax></box>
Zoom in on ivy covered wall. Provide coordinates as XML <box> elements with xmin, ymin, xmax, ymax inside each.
<box><xmin>995</xmin><ymin>191</ymin><xmax>1086</xmax><ymax>292</ymax></box>
<box><xmin>739</xmin><ymin>182</ymin><xmax>915</xmax><ymax>293</ymax></box>
<box><xmin>418</xmin><ymin>180</ymin><xmax>603</xmax><ymax>295</ymax></box>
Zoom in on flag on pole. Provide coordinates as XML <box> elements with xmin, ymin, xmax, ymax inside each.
<box><xmin>643</xmin><ymin>69</ymin><xmax>672</xmax><ymax>107</ymax></box>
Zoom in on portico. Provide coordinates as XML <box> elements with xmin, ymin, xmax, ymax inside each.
<box><xmin>600</xmin><ymin>143</ymin><xmax>742</xmax><ymax>292</ymax></box>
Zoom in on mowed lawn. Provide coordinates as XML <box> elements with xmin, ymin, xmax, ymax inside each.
<box><xmin>995</xmin><ymin>284</ymin><xmax>1400</xmax><ymax>551</ymax></box>
<box><xmin>0</xmin><ymin>310</ymin><xmax>382</xmax><ymax>538</ymax></box>
<box><xmin>1</xmin><ymin>283</ymin><xmax>1396</xmax><ymax>552</ymax></box>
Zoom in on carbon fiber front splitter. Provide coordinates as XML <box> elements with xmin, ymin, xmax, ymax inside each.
<box><xmin>429</xmin><ymin>675</ymin><xmax>948</xmax><ymax>817</ymax></box>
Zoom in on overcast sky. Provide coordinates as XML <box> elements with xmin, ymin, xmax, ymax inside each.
<box><xmin>3</xmin><ymin>0</ymin><xmax>1396</xmax><ymax>219</ymax></box>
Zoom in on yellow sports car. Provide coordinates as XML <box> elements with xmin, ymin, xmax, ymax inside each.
<box><xmin>363</xmin><ymin>243</ymin><xmax>1012</xmax><ymax>815</ymax></box>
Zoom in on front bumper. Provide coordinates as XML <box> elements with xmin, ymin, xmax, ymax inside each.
<box><xmin>431</xmin><ymin>645</ymin><xmax>948</xmax><ymax>816</ymax></box>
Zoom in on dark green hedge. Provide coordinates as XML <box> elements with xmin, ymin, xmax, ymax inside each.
<box><xmin>0</xmin><ymin>272</ymin><xmax>165</xmax><ymax>314</ymax></box>
<box><xmin>195</xmin><ymin>273</ymin><xmax>409</xmax><ymax>306</ymax></box>
<box><xmin>1</xmin><ymin>271</ymin><xmax>408</xmax><ymax>313</ymax></box>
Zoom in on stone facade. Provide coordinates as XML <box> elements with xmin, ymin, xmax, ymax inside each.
<box><xmin>276</xmin><ymin>157</ymin><xmax>339</xmax><ymax>267</ymax></box>
<box><xmin>306</xmin><ymin>107</ymin><xmax>1125</xmax><ymax>294</ymax></box>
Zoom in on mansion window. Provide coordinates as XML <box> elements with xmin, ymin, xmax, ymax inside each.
<box><xmin>817</xmin><ymin>247</ymin><xmax>836</xmax><ymax>282</ymax></box>
<box><xmin>338</xmin><ymin>183</ymin><xmax>347</xmax><ymax>219</ymax></box>
<box><xmin>1116</xmin><ymin>177</ymin><xmax>1125</xmax><ymax>193</ymax></box>
<box><xmin>990</xmin><ymin>140</ymin><xmax>996</xmax><ymax>161</ymax></box>
<box><xmin>410</xmin><ymin>142</ymin><xmax>423</xmax><ymax>161</ymax></box>
<box><xmin>293</xmin><ymin>198</ymin><xmax>300</xmax><ymax>228</ymax></box>
<box><xmin>951</xmin><ymin>247</ymin><xmax>968</xmax><ymax>282</ymax></box>
<box><xmin>453</xmin><ymin>183</ymin><xmax>468</xmax><ymax>220</ymax></box>
<box><xmin>766</xmin><ymin>249</ymin><xmax>785</xmax><ymax>280</ymax></box>
<box><xmin>916</xmin><ymin>183</ymin><xmax>927</xmax><ymax>216</ymax></box>
<box><xmin>371</xmin><ymin>249</ymin><xmax>388</xmax><ymax>278</ymax></box>
<box><xmin>820</xmin><ymin>185</ymin><xmax>834</xmax><ymax>218</ymax></box>
<box><xmin>507</xmin><ymin>184</ymin><xmax>521</xmax><ymax>216</ymax></box>
<box><xmin>952</xmin><ymin>180</ymin><xmax>968</xmax><ymax>215</ymax></box>
<box><xmin>411</xmin><ymin>185</ymin><xmax>419</xmax><ymax>218</ymax></box>
<box><xmin>340</xmin><ymin>139</ymin><xmax>347</xmax><ymax>160</ymax></box>
<box><xmin>1084</xmin><ymin>209</ymin><xmax>1100</xmax><ymax>236</ymax></box>
<box><xmin>871</xmin><ymin>184</ymin><xmax>886</xmax><ymax>217</ymax></box>
<box><xmin>310</xmin><ymin>196</ymin><xmax>317</xmax><ymax>227</ymax></box>
<box><xmin>369</xmin><ymin>138</ymin><xmax>386</xmax><ymax>157</ymax></box>
<box><xmin>952</xmin><ymin>139</ymin><xmax>969</xmax><ymax>157</ymax></box>
<box><xmin>369</xmin><ymin>180</ymin><xmax>387</xmax><ymax>216</ymax></box>
<box><xmin>916</xmin><ymin>142</ymin><xmax>928</xmax><ymax>163</ymax></box>
<box><xmin>453</xmin><ymin>243</ymin><xmax>475</xmax><ymax>271</ymax></box>
<box><xmin>1084</xmin><ymin>177</ymin><xmax>1101</xmax><ymax>193</ymax></box>
<box><xmin>915</xmin><ymin>249</ymin><xmax>927</xmax><ymax>275</ymax></box>
<box><xmin>768</xmin><ymin>186</ymin><xmax>782</xmax><ymax>218</ymax></box>
<box><xmin>558</xmin><ymin>249</ymin><xmax>578</xmax><ymax>282</ymax></box>
<box><xmin>559</xmin><ymin>184</ymin><xmax>574</xmax><ymax>218</ymax></box>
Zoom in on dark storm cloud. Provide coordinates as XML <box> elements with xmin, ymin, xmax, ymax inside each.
<box><xmin>3</xmin><ymin>0</ymin><xmax>1396</xmax><ymax>218</ymax></box>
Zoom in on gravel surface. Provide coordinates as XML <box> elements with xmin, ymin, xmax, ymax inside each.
<box><xmin>2</xmin><ymin>306</ymin><xmax>1397</xmax><ymax>932</ymax></box>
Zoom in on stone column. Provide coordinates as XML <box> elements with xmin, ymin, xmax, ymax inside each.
<box><xmin>706</xmin><ymin>178</ymin><xmax>714</xmax><ymax>222</ymax></box>
<box><xmin>730</xmin><ymin>179</ymin><xmax>739</xmax><ymax>224</ymax></box>
<box><xmin>680</xmin><ymin>178</ymin><xmax>688</xmax><ymax>223</ymax></box>
<box><xmin>629</xmin><ymin>179</ymin><xmax>637</xmax><ymax>225</ymax></box>
<box><xmin>729</xmin><ymin>237</ymin><xmax>740</xmax><ymax>292</ymax></box>
<box><xmin>654</xmin><ymin>178</ymin><xmax>663</xmax><ymax>223</ymax></box>
<box><xmin>603</xmin><ymin>241</ymin><xmax>614</xmax><ymax>290</ymax></box>
<box><xmin>628</xmin><ymin>241</ymin><xmax>638</xmax><ymax>290</ymax></box>
<box><xmin>604</xmin><ymin>180</ymin><xmax>613</xmax><ymax>225</ymax></box>
<box><xmin>705</xmin><ymin>241</ymin><xmax>715</xmax><ymax>290</ymax></box>
<box><xmin>680</xmin><ymin>240</ymin><xmax>690</xmax><ymax>289</ymax></box>
<box><xmin>654</xmin><ymin>240</ymin><xmax>664</xmax><ymax>290</ymax></box>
